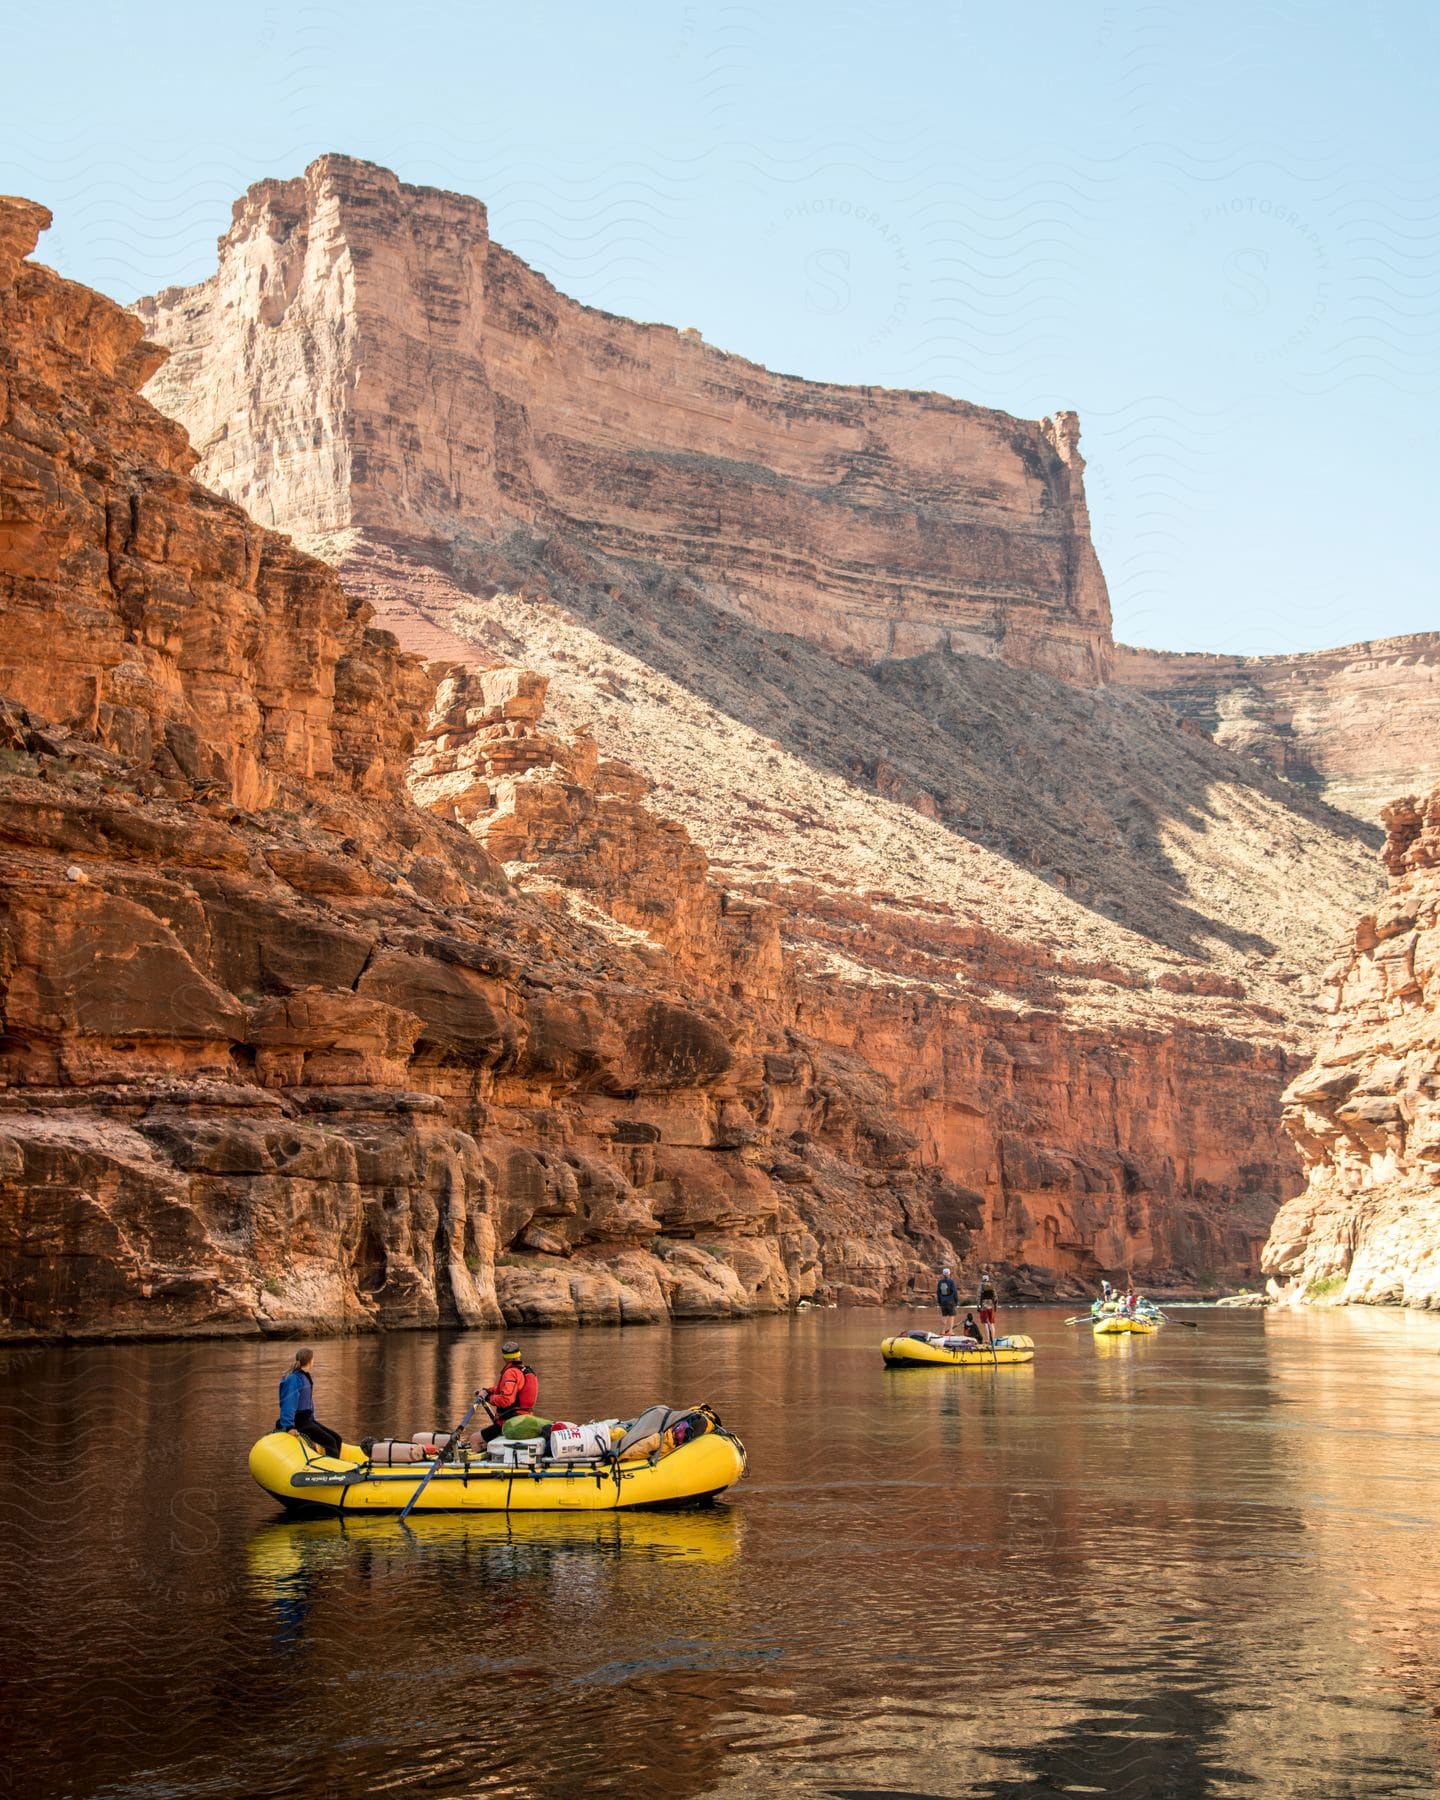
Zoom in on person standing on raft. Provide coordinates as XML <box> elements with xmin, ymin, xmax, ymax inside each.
<box><xmin>476</xmin><ymin>1341</ymin><xmax>539</xmax><ymax>1446</ymax></box>
<box><xmin>936</xmin><ymin>1267</ymin><xmax>960</xmax><ymax>1333</ymax></box>
<box><xmin>977</xmin><ymin>1270</ymin><xmax>999</xmax><ymax>1347</ymax></box>
<box><xmin>277</xmin><ymin>1348</ymin><xmax>343</xmax><ymax>1458</ymax></box>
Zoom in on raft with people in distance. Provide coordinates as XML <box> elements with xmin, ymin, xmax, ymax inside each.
<box><xmin>881</xmin><ymin>1331</ymin><xmax>1036</xmax><ymax>1367</ymax></box>
<box><xmin>250</xmin><ymin>1403</ymin><xmax>747</xmax><ymax>1515</ymax></box>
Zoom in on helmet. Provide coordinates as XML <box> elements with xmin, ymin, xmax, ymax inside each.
<box><xmin>501</xmin><ymin>1340</ymin><xmax>522</xmax><ymax>1359</ymax></box>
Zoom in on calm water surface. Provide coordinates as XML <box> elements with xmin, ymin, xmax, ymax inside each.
<box><xmin>3</xmin><ymin>1307</ymin><xmax>1440</xmax><ymax>1799</ymax></box>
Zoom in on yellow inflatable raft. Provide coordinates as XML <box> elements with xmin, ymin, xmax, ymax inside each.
<box><xmin>1092</xmin><ymin>1315</ymin><xmax>1158</xmax><ymax>1335</ymax></box>
<box><xmin>249</xmin><ymin>1426</ymin><xmax>746</xmax><ymax>1515</ymax></box>
<box><xmin>881</xmin><ymin>1332</ymin><xmax>1035</xmax><ymax>1367</ymax></box>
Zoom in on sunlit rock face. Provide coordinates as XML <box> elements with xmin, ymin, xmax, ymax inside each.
<box><xmin>1265</xmin><ymin>788</ymin><xmax>1440</xmax><ymax>1308</ymax></box>
<box><xmin>134</xmin><ymin>155</ymin><xmax>1114</xmax><ymax>687</ymax></box>
<box><xmin>123</xmin><ymin>160</ymin><xmax>1406</xmax><ymax>1305</ymax></box>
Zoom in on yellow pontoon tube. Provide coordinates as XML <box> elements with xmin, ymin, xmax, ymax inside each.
<box><xmin>250</xmin><ymin>1424</ymin><xmax>746</xmax><ymax>1515</ymax></box>
<box><xmin>881</xmin><ymin>1332</ymin><xmax>1035</xmax><ymax>1367</ymax></box>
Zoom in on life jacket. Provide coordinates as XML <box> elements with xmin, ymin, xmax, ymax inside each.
<box><xmin>491</xmin><ymin>1362</ymin><xmax>539</xmax><ymax>1418</ymax></box>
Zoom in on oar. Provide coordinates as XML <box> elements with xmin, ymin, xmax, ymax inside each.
<box><xmin>397</xmin><ymin>1391</ymin><xmax>489</xmax><ymax>1523</ymax></box>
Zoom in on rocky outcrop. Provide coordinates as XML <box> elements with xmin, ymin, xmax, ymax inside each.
<box><xmin>1114</xmin><ymin>637</ymin><xmax>1440</xmax><ymax>823</ymax></box>
<box><xmin>1264</xmin><ymin>788</ymin><xmax>1440</xmax><ymax>1307</ymax></box>
<box><xmin>122</xmin><ymin>158</ymin><xmax>1399</xmax><ymax>1305</ymax></box>
<box><xmin>135</xmin><ymin>156</ymin><xmax>1114</xmax><ymax>686</ymax></box>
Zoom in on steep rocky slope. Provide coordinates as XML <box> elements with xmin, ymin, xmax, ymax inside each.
<box><xmin>0</xmin><ymin>194</ymin><xmax>998</xmax><ymax>1340</ymax></box>
<box><xmin>125</xmin><ymin>158</ymin><xmax>1393</xmax><ymax>1300</ymax></box>
<box><xmin>1115</xmin><ymin>637</ymin><xmax>1440</xmax><ymax>823</ymax></box>
<box><xmin>1264</xmin><ymin>788</ymin><xmax>1440</xmax><ymax>1307</ymax></box>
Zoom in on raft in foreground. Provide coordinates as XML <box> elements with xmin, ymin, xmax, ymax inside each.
<box><xmin>249</xmin><ymin>1427</ymin><xmax>747</xmax><ymax>1514</ymax></box>
<box><xmin>881</xmin><ymin>1332</ymin><xmax>1035</xmax><ymax>1367</ymax></box>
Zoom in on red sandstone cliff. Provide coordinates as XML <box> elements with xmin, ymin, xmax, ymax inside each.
<box><xmin>4</xmin><ymin>193</ymin><xmax>1004</xmax><ymax>1340</ymax></box>
<box><xmin>1264</xmin><ymin>787</ymin><xmax>1440</xmax><ymax>1307</ymax></box>
<box><xmin>12</xmin><ymin>183</ymin><xmax>1312</xmax><ymax>1343</ymax></box>
<box><xmin>123</xmin><ymin>158</ymin><xmax>1396</xmax><ymax>1305</ymax></box>
<box><xmin>1114</xmin><ymin>637</ymin><xmax>1440</xmax><ymax>824</ymax></box>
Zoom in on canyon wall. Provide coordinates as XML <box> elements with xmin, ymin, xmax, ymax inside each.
<box><xmin>1114</xmin><ymin>637</ymin><xmax>1440</xmax><ymax>824</ymax></box>
<box><xmin>135</xmin><ymin>155</ymin><xmax>1113</xmax><ymax>685</ymax></box>
<box><xmin>3</xmin><ymin>192</ymin><xmax>999</xmax><ymax>1340</ymax></box>
<box><xmin>1264</xmin><ymin>788</ymin><xmax>1440</xmax><ymax>1307</ymax></box>
<box><xmin>123</xmin><ymin>157</ymin><xmax>1396</xmax><ymax>1307</ymax></box>
<box><xmin>0</xmin><ymin>188</ymin><xmax>1308</xmax><ymax>1344</ymax></box>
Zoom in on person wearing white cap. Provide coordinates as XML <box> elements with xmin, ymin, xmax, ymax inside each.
<box><xmin>935</xmin><ymin>1266</ymin><xmax>959</xmax><ymax>1333</ymax></box>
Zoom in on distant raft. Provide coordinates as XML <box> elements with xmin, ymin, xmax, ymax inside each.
<box><xmin>1092</xmin><ymin>1315</ymin><xmax>1159</xmax><ymax>1336</ymax></box>
<box><xmin>881</xmin><ymin>1331</ymin><xmax>1035</xmax><ymax>1367</ymax></box>
<box><xmin>249</xmin><ymin>1405</ymin><xmax>746</xmax><ymax>1514</ymax></box>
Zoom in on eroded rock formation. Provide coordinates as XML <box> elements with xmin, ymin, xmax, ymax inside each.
<box><xmin>405</xmin><ymin>660</ymin><xmax>1312</xmax><ymax>1293</ymax></box>
<box><xmin>121</xmin><ymin>157</ymin><xmax>1401</xmax><ymax>1310</ymax></box>
<box><xmin>1264</xmin><ymin>788</ymin><xmax>1440</xmax><ymax>1306</ymax></box>
<box><xmin>1114</xmin><ymin>637</ymin><xmax>1440</xmax><ymax>823</ymax></box>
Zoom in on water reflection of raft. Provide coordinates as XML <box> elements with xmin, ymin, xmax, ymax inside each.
<box><xmin>881</xmin><ymin>1332</ymin><xmax>1035</xmax><ymax>1367</ymax></box>
<box><xmin>249</xmin><ymin>1425</ymin><xmax>746</xmax><ymax>1515</ymax></box>
<box><xmin>1092</xmin><ymin>1315</ymin><xmax>1158</xmax><ymax>1336</ymax></box>
<box><xmin>245</xmin><ymin>1507</ymin><xmax>741</xmax><ymax>1584</ymax></box>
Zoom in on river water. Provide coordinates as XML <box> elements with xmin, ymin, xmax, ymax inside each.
<box><xmin>4</xmin><ymin>1305</ymin><xmax>1440</xmax><ymax>1799</ymax></box>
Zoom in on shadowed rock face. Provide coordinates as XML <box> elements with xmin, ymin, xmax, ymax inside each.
<box><xmin>1265</xmin><ymin>788</ymin><xmax>1440</xmax><ymax>1308</ymax></box>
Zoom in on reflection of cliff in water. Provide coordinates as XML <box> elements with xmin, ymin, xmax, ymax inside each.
<box><xmin>1261</xmin><ymin>1309</ymin><xmax>1440</xmax><ymax>1768</ymax></box>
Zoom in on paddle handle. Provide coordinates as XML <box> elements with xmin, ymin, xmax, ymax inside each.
<box><xmin>397</xmin><ymin>1390</ymin><xmax>487</xmax><ymax>1522</ymax></box>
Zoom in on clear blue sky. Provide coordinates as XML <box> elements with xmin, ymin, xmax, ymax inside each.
<box><xmin>5</xmin><ymin>3</ymin><xmax>1437</xmax><ymax>655</ymax></box>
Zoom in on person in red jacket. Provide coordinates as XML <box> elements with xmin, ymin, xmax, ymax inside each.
<box><xmin>476</xmin><ymin>1342</ymin><xmax>539</xmax><ymax>1447</ymax></box>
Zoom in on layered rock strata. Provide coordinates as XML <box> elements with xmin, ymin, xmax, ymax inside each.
<box><xmin>1264</xmin><ymin>788</ymin><xmax>1440</xmax><ymax>1307</ymax></box>
<box><xmin>123</xmin><ymin>157</ymin><xmax>1397</xmax><ymax>1304</ymax></box>
<box><xmin>1114</xmin><ymin>637</ymin><xmax>1440</xmax><ymax>823</ymax></box>
<box><xmin>135</xmin><ymin>156</ymin><xmax>1114</xmax><ymax>685</ymax></box>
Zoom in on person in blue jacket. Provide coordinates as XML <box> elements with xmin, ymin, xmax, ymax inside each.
<box><xmin>277</xmin><ymin>1347</ymin><xmax>343</xmax><ymax>1458</ymax></box>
